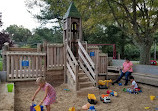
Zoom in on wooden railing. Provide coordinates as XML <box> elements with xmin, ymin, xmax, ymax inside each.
<box><xmin>6</xmin><ymin>52</ymin><xmax>46</xmax><ymax>81</ymax></box>
<box><xmin>78</xmin><ymin>41</ymin><xmax>98</xmax><ymax>87</ymax></box>
<box><xmin>47</xmin><ymin>44</ymin><xmax>64</xmax><ymax>70</ymax></box>
<box><xmin>66</xmin><ymin>45</ymin><xmax>79</xmax><ymax>90</ymax></box>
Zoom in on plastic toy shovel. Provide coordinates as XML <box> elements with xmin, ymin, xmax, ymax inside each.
<box><xmin>34</xmin><ymin>105</ymin><xmax>41</xmax><ymax>111</ymax></box>
<box><xmin>30</xmin><ymin>103</ymin><xmax>34</xmax><ymax>111</ymax></box>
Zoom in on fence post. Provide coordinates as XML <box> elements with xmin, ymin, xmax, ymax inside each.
<box><xmin>2</xmin><ymin>42</ymin><xmax>9</xmax><ymax>71</ymax></box>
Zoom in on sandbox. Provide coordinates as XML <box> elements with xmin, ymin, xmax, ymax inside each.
<box><xmin>0</xmin><ymin>83</ymin><xmax>14</xmax><ymax>111</ymax></box>
<box><xmin>13</xmin><ymin>81</ymin><xmax>158</xmax><ymax>111</ymax></box>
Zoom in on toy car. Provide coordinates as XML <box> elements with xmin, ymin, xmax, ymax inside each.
<box><xmin>88</xmin><ymin>94</ymin><xmax>97</xmax><ymax>104</ymax></box>
<box><xmin>100</xmin><ymin>94</ymin><xmax>111</xmax><ymax>103</ymax></box>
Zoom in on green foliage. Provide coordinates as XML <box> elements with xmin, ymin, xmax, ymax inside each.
<box><xmin>6</xmin><ymin>25</ymin><xmax>32</xmax><ymax>45</ymax></box>
<box><xmin>27</xmin><ymin>27</ymin><xmax>62</xmax><ymax>47</ymax></box>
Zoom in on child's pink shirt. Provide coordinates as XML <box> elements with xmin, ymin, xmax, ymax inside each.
<box><xmin>123</xmin><ymin>61</ymin><xmax>133</xmax><ymax>72</ymax></box>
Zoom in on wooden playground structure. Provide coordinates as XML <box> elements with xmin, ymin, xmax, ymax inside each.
<box><xmin>2</xmin><ymin>2</ymin><xmax>108</xmax><ymax>92</ymax></box>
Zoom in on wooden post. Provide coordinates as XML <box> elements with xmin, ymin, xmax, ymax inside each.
<box><xmin>43</xmin><ymin>41</ymin><xmax>47</xmax><ymax>52</ymax></box>
<box><xmin>37</xmin><ymin>43</ymin><xmax>42</xmax><ymax>52</ymax></box>
<box><xmin>64</xmin><ymin>40</ymin><xmax>67</xmax><ymax>83</ymax></box>
<box><xmin>118</xmin><ymin>53</ymin><xmax>120</xmax><ymax>60</ymax></box>
<box><xmin>75</xmin><ymin>64</ymin><xmax>79</xmax><ymax>91</ymax></box>
<box><xmin>2</xmin><ymin>42</ymin><xmax>9</xmax><ymax>71</ymax></box>
<box><xmin>95</xmin><ymin>50</ymin><xmax>99</xmax><ymax>88</ymax></box>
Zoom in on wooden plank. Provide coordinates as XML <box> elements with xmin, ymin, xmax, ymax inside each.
<box><xmin>54</xmin><ymin>46</ymin><xmax>57</xmax><ymax>67</ymax></box>
<box><xmin>23</xmin><ymin>56</ymin><xmax>27</xmax><ymax>78</ymax></box>
<box><xmin>67</xmin><ymin>45</ymin><xmax>78</xmax><ymax>65</ymax></box>
<box><xmin>11</xmin><ymin>56</ymin><xmax>14</xmax><ymax>79</ymax></box>
<box><xmin>15</xmin><ymin>55</ymin><xmax>18</xmax><ymax>79</ymax></box>
<box><xmin>47</xmin><ymin>45</ymin><xmax>50</xmax><ymax>70</ymax></box>
<box><xmin>49</xmin><ymin>47</ymin><xmax>54</xmax><ymax>68</ymax></box>
<box><xmin>7</xmin><ymin>55</ymin><xmax>10</xmax><ymax>80</ymax></box>
<box><xmin>39</xmin><ymin>56</ymin><xmax>42</xmax><ymax>76</ymax></box>
<box><xmin>6</xmin><ymin>52</ymin><xmax>46</xmax><ymax>56</ymax></box>
<box><xmin>78</xmin><ymin>50</ymin><xmax>95</xmax><ymax>79</ymax></box>
<box><xmin>78</xmin><ymin>41</ymin><xmax>95</xmax><ymax>68</ymax></box>
<box><xmin>19</xmin><ymin>56</ymin><xmax>22</xmax><ymax>79</ymax></box>
<box><xmin>59</xmin><ymin>47</ymin><xmax>62</xmax><ymax>66</ymax></box>
<box><xmin>57</xmin><ymin>47</ymin><xmax>60</xmax><ymax>66</ymax></box>
<box><xmin>43</xmin><ymin>56</ymin><xmax>46</xmax><ymax>76</ymax></box>
<box><xmin>36</xmin><ymin>56</ymin><xmax>38</xmax><ymax>77</ymax></box>
<box><xmin>47</xmin><ymin>44</ymin><xmax>64</xmax><ymax>47</ymax></box>
<box><xmin>67</xmin><ymin>62</ymin><xmax>76</xmax><ymax>81</ymax></box>
<box><xmin>32</xmin><ymin>56</ymin><xmax>35</xmax><ymax>78</ymax></box>
<box><xmin>28</xmin><ymin>56</ymin><xmax>31</xmax><ymax>78</ymax></box>
<box><xmin>9</xmin><ymin>47</ymin><xmax>37</xmax><ymax>52</ymax></box>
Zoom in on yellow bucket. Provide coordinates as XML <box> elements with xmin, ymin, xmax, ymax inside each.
<box><xmin>69</xmin><ymin>107</ymin><xmax>75</xmax><ymax>111</ymax></box>
<box><xmin>150</xmin><ymin>96</ymin><xmax>155</xmax><ymax>100</ymax></box>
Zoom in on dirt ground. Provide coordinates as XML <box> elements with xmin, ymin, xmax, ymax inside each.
<box><xmin>14</xmin><ymin>81</ymin><xmax>158</xmax><ymax>111</ymax></box>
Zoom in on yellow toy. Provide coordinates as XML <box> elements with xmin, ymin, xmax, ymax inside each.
<box><xmin>34</xmin><ymin>105</ymin><xmax>41</xmax><ymax>111</ymax></box>
<box><xmin>69</xmin><ymin>107</ymin><xmax>75</xmax><ymax>111</ymax></box>
<box><xmin>144</xmin><ymin>107</ymin><xmax>150</xmax><ymax>109</ymax></box>
<box><xmin>88</xmin><ymin>94</ymin><xmax>96</xmax><ymax>100</ymax></box>
<box><xmin>98</xmin><ymin>79</ymin><xmax>112</xmax><ymax>87</ymax></box>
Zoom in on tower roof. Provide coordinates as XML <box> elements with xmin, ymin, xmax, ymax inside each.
<box><xmin>63</xmin><ymin>2</ymin><xmax>81</xmax><ymax>19</ymax></box>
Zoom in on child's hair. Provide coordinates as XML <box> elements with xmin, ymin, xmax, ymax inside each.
<box><xmin>129</xmin><ymin>76</ymin><xmax>134</xmax><ymax>80</ymax></box>
<box><xmin>36</xmin><ymin>77</ymin><xmax>46</xmax><ymax>84</ymax></box>
<box><xmin>125</xmin><ymin>57</ymin><xmax>130</xmax><ymax>61</ymax></box>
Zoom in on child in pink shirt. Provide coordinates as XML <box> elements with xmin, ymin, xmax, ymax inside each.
<box><xmin>32</xmin><ymin>77</ymin><xmax>56</xmax><ymax>111</ymax></box>
<box><xmin>112</xmin><ymin>58</ymin><xmax>133</xmax><ymax>86</ymax></box>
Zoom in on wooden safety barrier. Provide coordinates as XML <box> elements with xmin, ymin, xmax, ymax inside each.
<box><xmin>6</xmin><ymin>52</ymin><xmax>46</xmax><ymax>81</ymax></box>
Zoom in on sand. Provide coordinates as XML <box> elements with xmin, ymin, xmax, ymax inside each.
<box><xmin>14</xmin><ymin>81</ymin><xmax>158</xmax><ymax>111</ymax></box>
<box><xmin>0</xmin><ymin>83</ymin><xmax>14</xmax><ymax>111</ymax></box>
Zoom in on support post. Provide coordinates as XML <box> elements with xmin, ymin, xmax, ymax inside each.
<box><xmin>37</xmin><ymin>43</ymin><xmax>42</xmax><ymax>52</ymax></box>
<box><xmin>154</xmin><ymin>41</ymin><xmax>156</xmax><ymax>60</ymax></box>
<box><xmin>64</xmin><ymin>40</ymin><xmax>67</xmax><ymax>83</ymax></box>
<box><xmin>75</xmin><ymin>64</ymin><xmax>79</xmax><ymax>91</ymax></box>
<box><xmin>2</xmin><ymin>42</ymin><xmax>9</xmax><ymax>71</ymax></box>
<box><xmin>95</xmin><ymin>50</ymin><xmax>99</xmax><ymax>88</ymax></box>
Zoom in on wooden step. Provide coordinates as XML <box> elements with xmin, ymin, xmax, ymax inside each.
<box><xmin>79</xmin><ymin>69</ymin><xmax>84</xmax><ymax>73</ymax></box>
<box><xmin>78</xmin><ymin>73</ymin><xmax>87</xmax><ymax>77</ymax></box>
<box><xmin>79</xmin><ymin>82</ymin><xmax>93</xmax><ymax>89</ymax></box>
<box><xmin>79</xmin><ymin>76</ymin><xmax>89</xmax><ymax>82</ymax></box>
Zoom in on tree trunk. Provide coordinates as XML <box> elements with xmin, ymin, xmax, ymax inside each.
<box><xmin>139</xmin><ymin>44</ymin><xmax>151</xmax><ymax>65</ymax></box>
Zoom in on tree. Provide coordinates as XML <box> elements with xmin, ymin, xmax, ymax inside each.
<box><xmin>106</xmin><ymin>0</ymin><xmax>158</xmax><ymax>64</ymax></box>
<box><xmin>6</xmin><ymin>25</ymin><xmax>32</xmax><ymax>45</ymax></box>
<box><xmin>27</xmin><ymin>27</ymin><xmax>62</xmax><ymax>47</ymax></box>
<box><xmin>0</xmin><ymin>32</ymin><xmax>13</xmax><ymax>50</ymax></box>
<box><xmin>26</xmin><ymin>0</ymin><xmax>158</xmax><ymax>64</ymax></box>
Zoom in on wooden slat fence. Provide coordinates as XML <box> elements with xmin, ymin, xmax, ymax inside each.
<box><xmin>88</xmin><ymin>46</ymin><xmax>108</xmax><ymax>75</ymax></box>
<box><xmin>47</xmin><ymin>44</ymin><xmax>64</xmax><ymax>70</ymax></box>
<box><xmin>6</xmin><ymin>52</ymin><xmax>46</xmax><ymax>81</ymax></box>
<box><xmin>98</xmin><ymin>53</ymin><xmax>108</xmax><ymax>74</ymax></box>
